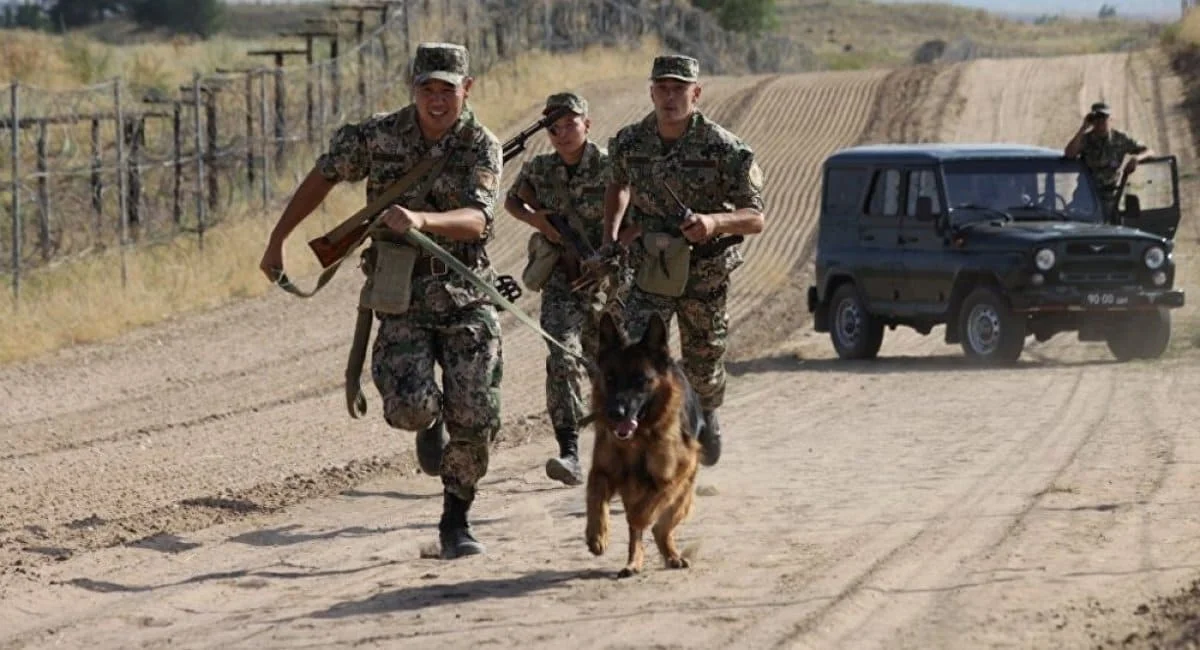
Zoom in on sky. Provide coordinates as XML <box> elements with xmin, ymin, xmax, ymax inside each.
<box><xmin>880</xmin><ymin>0</ymin><xmax>1184</xmax><ymax>20</ymax></box>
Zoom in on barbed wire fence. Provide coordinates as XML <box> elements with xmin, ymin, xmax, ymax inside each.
<box><xmin>1</xmin><ymin>0</ymin><xmax>816</xmax><ymax>304</ymax></box>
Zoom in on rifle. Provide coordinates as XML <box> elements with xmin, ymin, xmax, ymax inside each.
<box><xmin>514</xmin><ymin>180</ymin><xmax>608</xmax><ymax>292</ymax></box>
<box><xmin>306</xmin><ymin>104</ymin><xmax>575</xmax><ymax>272</ymax></box>
<box><xmin>661</xmin><ymin>181</ymin><xmax>744</xmax><ymax>262</ymax></box>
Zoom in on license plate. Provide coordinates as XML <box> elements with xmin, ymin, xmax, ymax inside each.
<box><xmin>1085</xmin><ymin>291</ymin><xmax>1129</xmax><ymax>307</ymax></box>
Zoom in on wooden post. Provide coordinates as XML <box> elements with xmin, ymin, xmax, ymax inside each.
<box><xmin>90</xmin><ymin>117</ymin><xmax>101</xmax><ymax>236</ymax></box>
<box><xmin>9</xmin><ymin>82</ymin><xmax>19</xmax><ymax>304</ymax></box>
<box><xmin>122</xmin><ymin>116</ymin><xmax>142</xmax><ymax>231</ymax></box>
<box><xmin>306</xmin><ymin>19</ymin><xmax>344</xmax><ymax>117</ymax></box>
<box><xmin>247</xmin><ymin>48</ymin><xmax>307</xmax><ymax>161</ymax></box>
<box><xmin>115</xmin><ymin>80</ymin><xmax>128</xmax><ymax>287</ymax></box>
<box><xmin>172</xmin><ymin>101</ymin><xmax>182</xmax><ymax>226</ymax></box>
<box><xmin>276</xmin><ymin>31</ymin><xmax>335</xmax><ymax>144</ymax></box>
<box><xmin>35</xmin><ymin>119</ymin><xmax>50</xmax><ymax>261</ymax></box>
<box><xmin>191</xmin><ymin>73</ymin><xmax>206</xmax><ymax>250</ymax></box>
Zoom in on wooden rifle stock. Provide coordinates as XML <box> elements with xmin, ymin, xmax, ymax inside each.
<box><xmin>306</xmin><ymin>105</ymin><xmax>574</xmax><ymax>271</ymax></box>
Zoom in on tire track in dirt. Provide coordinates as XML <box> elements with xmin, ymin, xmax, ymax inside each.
<box><xmin>726</xmin><ymin>366</ymin><xmax>1121</xmax><ymax>649</ymax></box>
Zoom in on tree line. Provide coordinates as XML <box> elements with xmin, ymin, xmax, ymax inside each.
<box><xmin>2</xmin><ymin>0</ymin><xmax>225</xmax><ymax>38</ymax></box>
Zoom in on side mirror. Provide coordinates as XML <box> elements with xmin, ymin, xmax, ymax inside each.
<box><xmin>915</xmin><ymin>196</ymin><xmax>935</xmax><ymax>221</ymax></box>
<box><xmin>1123</xmin><ymin>194</ymin><xmax>1141</xmax><ymax>219</ymax></box>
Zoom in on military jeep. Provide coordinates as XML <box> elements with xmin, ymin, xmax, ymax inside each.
<box><xmin>806</xmin><ymin>144</ymin><xmax>1184</xmax><ymax>364</ymax></box>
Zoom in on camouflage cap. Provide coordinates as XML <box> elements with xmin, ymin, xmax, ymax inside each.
<box><xmin>1090</xmin><ymin>101</ymin><xmax>1112</xmax><ymax>116</ymax></box>
<box><xmin>543</xmin><ymin>92</ymin><xmax>588</xmax><ymax>116</ymax></box>
<box><xmin>412</xmin><ymin>42</ymin><xmax>469</xmax><ymax>86</ymax></box>
<box><xmin>650</xmin><ymin>54</ymin><xmax>699</xmax><ymax>82</ymax></box>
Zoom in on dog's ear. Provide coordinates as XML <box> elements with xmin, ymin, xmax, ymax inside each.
<box><xmin>598</xmin><ymin>311</ymin><xmax>627</xmax><ymax>352</ymax></box>
<box><xmin>641</xmin><ymin>312</ymin><xmax>670</xmax><ymax>353</ymax></box>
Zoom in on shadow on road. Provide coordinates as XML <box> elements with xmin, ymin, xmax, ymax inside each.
<box><xmin>308</xmin><ymin>569</ymin><xmax>611</xmax><ymax>619</ymax></box>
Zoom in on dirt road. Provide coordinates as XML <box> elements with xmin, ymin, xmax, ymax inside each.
<box><xmin>3</xmin><ymin>51</ymin><xmax>1200</xmax><ymax>648</ymax></box>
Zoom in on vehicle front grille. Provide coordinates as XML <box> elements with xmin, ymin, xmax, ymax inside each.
<box><xmin>1058</xmin><ymin>259</ymin><xmax>1136</xmax><ymax>284</ymax></box>
<box><xmin>1056</xmin><ymin>240</ymin><xmax>1139</xmax><ymax>285</ymax></box>
<box><xmin>1065</xmin><ymin>241</ymin><xmax>1131</xmax><ymax>257</ymax></box>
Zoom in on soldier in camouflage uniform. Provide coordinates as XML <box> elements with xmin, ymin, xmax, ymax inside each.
<box><xmin>258</xmin><ymin>42</ymin><xmax>504</xmax><ymax>560</ymax></box>
<box><xmin>504</xmin><ymin>92</ymin><xmax>631</xmax><ymax>487</ymax></box>
<box><xmin>598</xmin><ymin>55</ymin><xmax>765</xmax><ymax>468</ymax></box>
<box><xmin>1065</xmin><ymin>101</ymin><xmax>1154</xmax><ymax>221</ymax></box>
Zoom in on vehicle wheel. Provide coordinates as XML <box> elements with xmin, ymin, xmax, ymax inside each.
<box><xmin>1106</xmin><ymin>308</ymin><xmax>1171</xmax><ymax>361</ymax></box>
<box><xmin>957</xmin><ymin>286</ymin><xmax>1026</xmax><ymax>364</ymax></box>
<box><xmin>828</xmin><ymin>283</ymin><xmax>884</xmax><ymax>360</ymax></box>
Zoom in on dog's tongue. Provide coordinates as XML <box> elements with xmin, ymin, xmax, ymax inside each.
<box><xmin>614</xmin><ymin>418</ymin><xmax>639</xmax><ymax>439</ymax></box>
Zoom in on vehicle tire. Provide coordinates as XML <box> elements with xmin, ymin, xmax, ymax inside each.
<box><xmin>957</xmin><ymin>285</ymin><xmax>1026</xmax><ymax>364</ymax></box>
<box><xmin>1106</xmin><ymin>308</ymin><xmax>1171</xmax><ymax>361</ymax></box>
<box><xmin>828</xmin><ymin>283</ymin><xmax>884</xmax><ymax>360</ymax></box>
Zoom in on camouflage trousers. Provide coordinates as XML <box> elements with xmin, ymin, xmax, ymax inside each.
<box><xmin>621</xmin><ymin>248</ymin><xmax>739</xmax><ymax>411</ymax></box>
<box><xmin>541</xmin><ymin>269</ymin><xmax>604</xmax><ymax>433</ymax></box>
<box><xmin>370</xmin><ymin>305</ymin><xmax>503</xmax><ymax>501</ymax></box>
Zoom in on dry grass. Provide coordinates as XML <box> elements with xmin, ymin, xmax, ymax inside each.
<box><xmin>1</xmin><ymin>28</ymin><xmax>296</xmax><ymax>91</ymax></box>
<box><xmin>778</xmin><ymin>0</ymin><xmax>1163</xmax><ymax>68</ymax></box>
<box><xmin>0</xmin><ymin>38</ymin><xmax>660</xmax><ymax>365</ymax></box>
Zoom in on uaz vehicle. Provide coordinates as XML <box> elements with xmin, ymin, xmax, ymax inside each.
<box><xmin>806</xmin><ymin>143</ymin><xmax>1184</xmax><ymax>364</ymax></box>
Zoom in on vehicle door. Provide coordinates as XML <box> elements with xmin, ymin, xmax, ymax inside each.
<box><xmin>857</xmin><ymin>167</ymin><xmax>905</xmax><ymax>310</ymax></box>
<box><xmin>897</xmin><ymin>167</ymin><xmax>952</xmax><ymax>314</ymax></box>
<box><xmin>1120</xmin><ymin>155</ymin><xmax>1180</xmax><ymax>240</ymax></box>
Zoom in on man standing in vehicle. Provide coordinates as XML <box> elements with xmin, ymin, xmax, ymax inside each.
<box><xmin>1064</xmin><ymin>101</ymin><xmax>1154</xmax><ymax>221</ymax></box>
<box><xmin>599</xmin><ymin>54</ymin><xmax>766</xmax><ymax>468</ymax></box>
<box><xmin>257</xmin><ymin>42</ymin><xmax>504</xmax><ymax>560</ymax></box>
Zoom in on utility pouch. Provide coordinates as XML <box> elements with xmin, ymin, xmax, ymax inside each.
<box><xmin>634</xmin><ymin>232</ymin><xmax>691</xmax><ymax>297</ymax></box>
<box><xmin>521</xmin><ymin>231</ymin><xmax>561</xmax><ymax>292</ymax></box>
<box><xmin>358</xmin><ymin>239</ymin><xmax>419</xmax><ymax>315</ymax></box>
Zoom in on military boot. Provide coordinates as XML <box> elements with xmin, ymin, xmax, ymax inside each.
<box><xmin>438</xmin><ymin>489</ymin><xmax>486</xmax><ymax>559</ymax></box>
<box><xmin>699</xmin><ymin>409</ymin><xmax>722</xmax><ymax>467</ymax></box>
<box><xmin>415</xmin><ymin>415</ymin><xmax>448</xmax><ymax>477</ymax></box>
<box><xmin>545</xmin><ymin>427</ymin><xmax>584</xmax><ymax>486</ymax></box>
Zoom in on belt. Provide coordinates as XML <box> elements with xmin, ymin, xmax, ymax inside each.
<box><xmin>413</xmin><ymin>255</ymin><xmax>452</xmax><ymax>277</ymax></box>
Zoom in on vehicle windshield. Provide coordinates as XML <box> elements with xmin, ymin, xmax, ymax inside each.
<box><xmin>943</xmin><ymin>158</ymin><xmax>1102</xmax><ymax>223</ymax></box>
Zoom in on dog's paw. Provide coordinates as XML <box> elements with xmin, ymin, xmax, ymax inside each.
<box><xmin>586</xmin><ymin>528</ymin><xmax>609</xmax><ymax>556</ymax></box>
<box><xmin>617</xmin><ymin>566</ymin><xmax>641</xmax><ymax>579</ymax></box>
<box><xmin>665</xmin><ymin>555</ymin><xmax>690</xmax><ymax>570</ymax></box>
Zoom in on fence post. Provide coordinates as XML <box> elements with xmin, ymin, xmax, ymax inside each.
<box><xmin>9</xmin><ymin>82</ymin><xmax>19</xmax><ymax>305</ymax></box>
<box><xmin>123</xmin><ymin>116</ymin><xmax>143</xmax><ymax>233</ymax></box>
<box><xmin>245</xmin><ymin>71</ymin><xmax>255</xmax><ymax>187</ymax></box>
<box><xmin>114</xmin><ymin>79</ymin><xmax>129</xmax><ymax>288</ymax></box>
<box><xmin>173</xmin><ymin>100</ymin><xmax>182</xmax><ymax>226</ymax></box>
<box><xmin>90</xmin><ymin>117</ymin><xmax>102</xmax><ymax>241</ymax></box>
<box><xmin>205</xmin><ymin>85</ymin><xmax>218</xmax><ymax>212</ymax></box>
<box><xmin>259</xmin><ymin>70</ymin><xmax>270</xmax><ymax>206</ymax></box>
<box><xmin>192</xmin><ymin>73</ymin><xmax>206</xmax><ymax>250</ymax></box>
<box><xmin>35</xmin><ymin>119</ymin><xmax>49</xmax><ymax>261</ymax></box>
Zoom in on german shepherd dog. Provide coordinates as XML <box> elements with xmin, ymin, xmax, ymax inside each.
<box><xmin>584</xmin><ymin>311</ymin><xmax>706</xmax><ymax>578</ymax></box>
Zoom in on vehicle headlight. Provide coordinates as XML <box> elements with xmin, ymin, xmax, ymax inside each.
<box><xmin>1144</xmin><ymin>246</ymin><xmax>1166</xmax><ymax>270</ymax></box>
<box><xmin>1034</xmin><ymin>247</ymin><xmax>1056</xmax><ymax>271</ymax></box>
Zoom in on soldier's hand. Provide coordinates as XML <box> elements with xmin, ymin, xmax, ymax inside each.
<box><xmin>259</xmin><ymin>242</ymin><xmax>284</xmax><ymax>283</ymax></box>
<box><xmin>382</xmin><ymin>205</ymin><xmax>425</xmax><ymax>235</ymax></box>
<box><xmin>617</xmin><ymin>223</ymin><xmax>643</xmax><ymax>247</ymax></box>
<box><xmin>681</xmin><ymin>213</ymin><xmax>717</xmax><ymax>243</ymax></box>
<box><xmin>1123</xmin><ymin>158</ymin><xmax>1139</xmax><ymax>175</ymax></box>
<box><xmin>533</xmin><ymin>209</ymin><xmax>562</xmax><ymax>244</ymax></box>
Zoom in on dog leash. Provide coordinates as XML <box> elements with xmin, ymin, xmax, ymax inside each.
<box><xmin>403</xmin><ymin>229</ymin><xmax>600</xmax><ymax>374</ymax></box>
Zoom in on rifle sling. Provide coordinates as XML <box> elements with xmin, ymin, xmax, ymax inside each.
<box><xmin>271</xmin><ymin>152</ymin><xmax>451</xmax><ymax>299</ymax></box>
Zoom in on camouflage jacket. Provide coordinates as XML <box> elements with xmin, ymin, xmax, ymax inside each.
<box><xmin>507</xmin><ymin>140</ymin><xmax>611</xmax><ymax>251</ymax></box>
<box><xmin>609</xmin><ymin>110</ymin><xmax>763</xmax><ymax>235</ymax></box>
<box><xmin>316</xmin><ymin>103</ymin><xmax>503</xmax><ymax>313</ymax></box>
<box><xmin>1076</xmin><ymin>128</ymin><xmax>1148</xmax><ymax>193</ymax></box>
<box><xmin>608</xmin><ymin>110</ymin><xmax>764</xmax><ymax>284</ymax></box>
